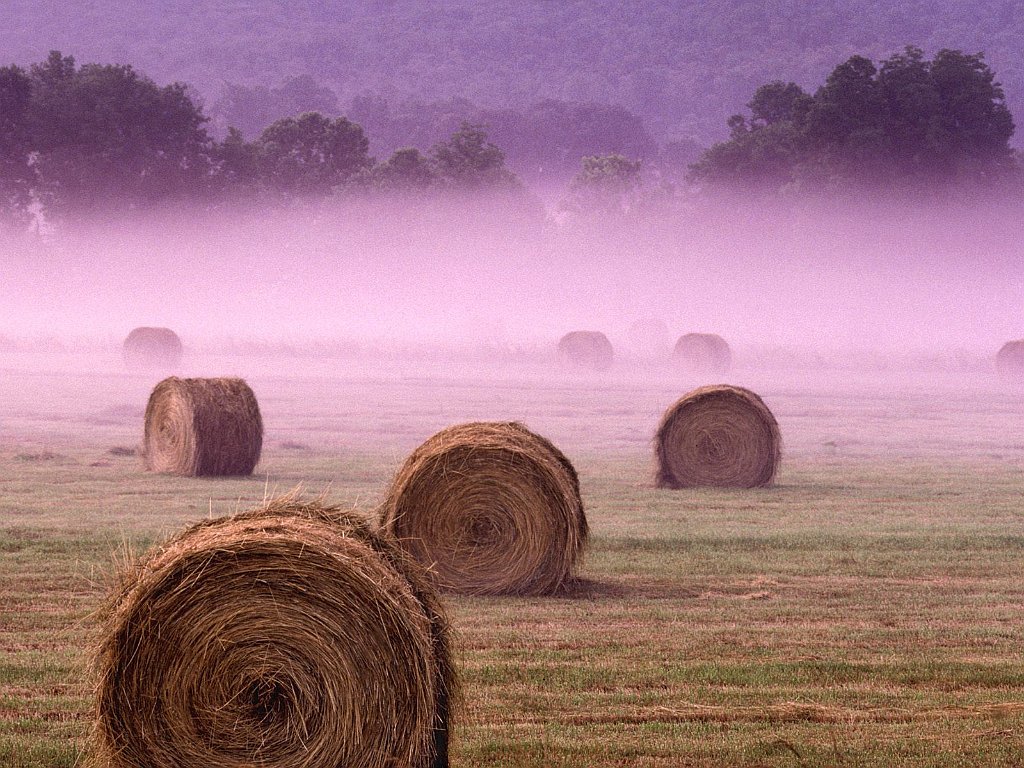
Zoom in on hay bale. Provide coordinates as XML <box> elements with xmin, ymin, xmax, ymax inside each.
<box><xmin>122</xmin><ymin>327</ymin><xmax>183</xmax><ymax>371</ymax></box>
<box><xmin>143</xmin><ymin>376</ymin><xmax>262</xmax><ymax>476</ymax></box>
<box><xmin>93</xmin><ymin>496</ymin><xmax>456</xmax><ymax>768</ymax></box>
<box><xmin>557</xmin><ymin>330</ymin><xmax>614</xmax><ymax>371</ymax></box>
<box><xmin>381</xmin><ymin>421</ymin><xmax>588</xmax><ymax>596</ymax></box>
<box><xmin>673</xmin><ymin>333</ymin><xmax>732</xmax><ymax>374</ymax></box>
<box><xmin>996</xmin><ymin>340</ymin><xmax>1024</xmax><ymax>379</ymax></box>
<box><xmin>656</xmin><ymin>385</ymin><xmax>780</xmax><ymax>488</ymax></box>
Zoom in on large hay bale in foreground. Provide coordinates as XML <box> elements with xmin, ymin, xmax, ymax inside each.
<box><xmin>94</xmin><ymin>497</ymin><xmax>456</xmax><ymax>768</ymax></box>
<box><xmin>673</xmin><ymin>333</ymin><xmax>732</xmax><ymax>374</ymax></box>
<box><xmin>996</xmin><ymin>340</ymin><xmax>1024</xmax><ymax>380</ymax></box>
<box><xmin>381</xmin><ymin>421</ymin><xmax>588</xmax><ymax>596</ymax></box>
<box><xmin>557</xmin><ymin>330</ymin><xmax>614</xmax><ymax>371</ymax></box>
<box><xmin>143</xmin><ymin>376</ymin><xmax>262</xmax><ymax>476</ymax></box>
<box><xmin>656</xmin><ymin>384</ymin><xmax>780</xmax><ymax>488</ymax></box>
<box><xmin>122</xmin><ymin>327</ymin><xmax>183</xmax><ymax>371</ymax></box>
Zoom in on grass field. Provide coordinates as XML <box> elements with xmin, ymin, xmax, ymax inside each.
<box><xmin>2</xmin><ymin>350</ymin><xmax>1024</xmax><ymax>766</ymax></box>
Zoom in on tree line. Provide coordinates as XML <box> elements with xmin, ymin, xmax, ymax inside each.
<box><xmin>0</xmin><ymin>52</ymin><xmax>528</xmax><ymax>231</ymax></box>
<box><xmin>691</xmin><ymin>47</ymin><xmax>1017</xmax><ymax>193</ymax></box>
<box><xmin>211</xmin><ymin>78</ymin><xmax>663</xmax><ymax>185</ymax></box>
<box><xmin>0</xmin><ymin>47</ymin><xmax>1020</xmax><ymax>234</ymax></box>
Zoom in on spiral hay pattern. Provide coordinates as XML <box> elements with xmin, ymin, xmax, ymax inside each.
<box><xmin>381</xmin><ymin>422</ymin><xmax>588</xmax><ymax>596</ymax></box>
<box><xmin>122</xmin><ymin>327</ymin><xmax>183</xmax><ymax>371</ymax></box>
<box><xmin>557</xmin><ymin>330</ymin><xmax>614</xmax><ymax>371</ymax></box>
<box><xmin>673</xmin><ymin>333</ymin><xmax>732</xmax><ymax>375</ymax></box>
<box><xmin>996</xmin><ymin>340</ymin><xmax>1024</xmax><ymax>380</ymax></box>
<box><xmin>93</xmin><ymin>496</ymin><xmax>456</xmax><ymax>768</ymax></box>
<box><xmin>143</xmin><ymin>377</ymin><xmax>263</xmax><ymax>476</ymax></box>
<box><xmin>656</xmin><ymin>385</ymin><xmax>781</xmax><ymax>488</ymax></box>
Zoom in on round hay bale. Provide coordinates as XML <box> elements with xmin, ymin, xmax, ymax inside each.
<box><xmin>656</xmin><ymin>384</ymin><xmax>780</xmax><ymax>488</ymax></box>
<box><xmin>672</xmin><ymin>333</ymin><xmax>732</xmax><ymax>375</ymax></box>
<box><xmin>557</xmin><ymin>330</ymin><xmax>614</xmax><ymax>371</ymax></box>
<box><xmin>122</xmin><ymin>327</ymin><xmax>183</xmax><ymax>371</ymax></box>
<box><xmin>143</xmin><ymin>376</ymin><xmax>262</xmax><ymax>476</ymax></box>
<box><xmin>996</xmin><ymin>340</ymin><xmax>1024</xmax><ymax>380</ymax></box>
<box><xmin>381</xmin><ymin>421</ymin><xmax>588</xmax><ymax>596</ymax></box>
<box><xmin>94</xmin><ymin>496</ymin><xmax>457</xmax><ymax>768</ymax></box>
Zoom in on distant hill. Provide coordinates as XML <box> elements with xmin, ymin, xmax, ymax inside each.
<box><xmin>3</xmin><ymin>1</ymin><xmax>1022</xmax><ymax>147</ymax></box>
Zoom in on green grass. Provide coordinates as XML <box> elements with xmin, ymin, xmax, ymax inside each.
<box><xmin>3</xmin><ymin>368</ymin><xmax>1024</xmax><ymax>765</ymax></box>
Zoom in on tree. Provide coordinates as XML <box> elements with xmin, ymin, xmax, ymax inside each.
<box><xmin>429</xmin><ymin>122</ymin><xmax>519</xmax><ymax>190</ymax></box>
<box><xmin>27</xmin><ymin>51</ymin><xmax>215</xmax><ymax>218</ymax></box>
<box><xmin>0</xmin><ymin>65</ymin><xmax>34</xmax><ymax>231</ymax></box>
<box><xmin>691</xmin><ymin>47</ymin><xmax>1018</xmax><ymax>192</ymax></box>
<box><xmin>212</xmin><ymin>127</ymin><xmax>263</xmax><ymax>193</ymax></box>
<box><xmin>800</xmin><ymin>55</ymin><xmax>891</xmax><ymax>184</ymax></box>
<box><xmin>254</xmin><ymin>111</ymin><xmax>371</xmax><ymax>196</ymax></box>
<box><xmin>929</xmin><ymin>49</ymin><xmax>1015</xmax><ymax>179</ymax></box>
<box><xmin>876</xmin><ymin>45</ymin><xmax>941</xmax><ymax>177</ymax></box>
<box><xmin>747</xmin><ymin>81</ymin><xmax>813</xmax><ymax>127</ymax></box>
<box><xmin>687</xmin><ymin>82</ymin><xmax>812</xmax><ymax>188</ymax></box>
<box><xmin>350</xmin><ymin>95</ymin><xmax>658</xmax><ymax>185</ymax></box>
<box><xmin>372</xmin><ymin>147</ymin><xmax>437</xmax><ymax>191</ymax></box>
<box><xmin>562</xmin><ymin>153</ymin><xmax>643</xmax><ymax>215</ymax></box>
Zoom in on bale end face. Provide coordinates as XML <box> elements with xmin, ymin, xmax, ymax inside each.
<box><xmin>656</xmin><ymin>384</ymin><xmax>780</xmax><ymax>489</ymax></box>
<box><xmin>93</xmin><ymin>496</ymin><xmax>456</xmax><ymax>768</ymax></box>
<box><xmin>381</xmin><ymin>421</ymin><xmax>588</xmax><ymax>596</ymax></box>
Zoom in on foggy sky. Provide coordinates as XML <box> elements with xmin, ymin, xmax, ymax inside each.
<box><xmin>3</xmin><ymin>194</ymin><xmax>1022</xmax><ymax>362</ymax></box>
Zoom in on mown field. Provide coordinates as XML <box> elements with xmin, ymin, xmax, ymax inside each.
<box><xmin>2</xmin><ymin>351</ymin><xmax>1024</xmax><ymax>766</ymax></box>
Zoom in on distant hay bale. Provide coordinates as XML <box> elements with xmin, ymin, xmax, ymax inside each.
<box><xmin>656</xmin><ymin>385</ymin><xmax>781</xmax><ymax>488</ymax></box>
<box><xmin>122</xmin><ymin>327</ymin><xmax>183</xmax><ymax>371</ymax></box>
<box><xmin>93</xmin><ymin>496</ymin><xmax>456</xmax><ymax>768</ymax></box>
<box><xmin>673</xmin><ymin>333</ymin><xmax>732</xmax><ymax>374</ymax></box>
<box><xmin>381</xmin><ymin>421</ymin><xmax>588</xmax><ymax>596</ymax></box>
<box><xmin>143</xmin><ymin>376</ymin><xmax>262</xmax><ymax>476</ymax></box>
<box><xmin>557</xmin><ymin>330</ymin><xmax>614</xmax><ymax>371</ymax></box>
<box><xmin>996</xmin><ymin>340</ymin><xmax>1024</xmax><ymax>380</ymax></box>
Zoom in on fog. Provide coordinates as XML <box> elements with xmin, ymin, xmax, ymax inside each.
<box><xmin>3</xmin><ymin>192</ymin><xmax>1023</xmax><ymax>371</ymax></box>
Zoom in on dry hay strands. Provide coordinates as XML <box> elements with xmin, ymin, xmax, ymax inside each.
<box><xmin>673</xmin><ymin>333</ymin><xmax>732</xmax><ymax>374</ymax></box>
<box><xmin>996</xmin><ymin>339</ymin><xmax>1024</xmax><ymax>380</ymax></box>
<box><xmin>557</xmin><ymin>330</ymin><xmax>614</xmax><ymax>371</ymax></box>
<box><xmin>656</xmin><ymin>384</ymin><xmax>781</xmax><ymax>488</ymax></box>
<box><xmin>93</xmin><ymin>496</ymin><xmax>457</xmax><ymax>768</ymax></box>
<box><xmin>122</xmin><ymin>327</ymin><xmax>183</xmax><ymax>371</ymax></box>
<box><xmin>143</xmin><ymin>376</ymin><xmax>262</xmax><ymax>476</ymax></box>
<box><xmin>381</xmin><ymin>421</ymin><xmax>588</xmax><ymax>596</ymax></box>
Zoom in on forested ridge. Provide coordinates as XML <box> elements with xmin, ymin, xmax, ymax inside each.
<box><xmin>2</xmin><ymin>0</ymin><xmax>1022</xmax><ymax>148</ymax></box>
